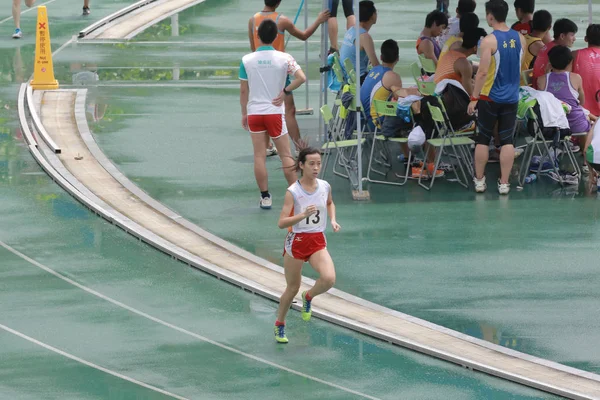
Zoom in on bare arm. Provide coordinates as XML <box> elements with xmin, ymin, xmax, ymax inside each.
<box><xmin>326</xmin><ymin>190</ymin><xmax>341</xmax><ymax>232</ymax></box>
<box><xmin>419</xmin><ymin>40</ymin><xmax>438</xmax><ymax>65</ymax></box>
<box><xmin>248</xmin><ymin>17</ymin><xmax>256</xmax><ymax>51</ymax></box>
<box><xmin>361</xmin><ymin>32</ymin><xmax>380</xmax><ymax>68</ymax></box>
<box><xmin>529</xmin><ymin>40</ymin><xmax>544</xmax><ymax>58</ymax></box>
<box><xmin>278</xmin><ymin>191</ymin><xmax>315</xmax><ymax>229</ymax></box>
<box><xmin>240</xmin><ymin>80</ymin><xmax>249</xmax><ymax>129</ymax></box>
<box><xmin>537</xmin><ymin>74</ymin><xmax>547</xmax><ymax>91</ymax></box>
<box><xmin>287</xmin><ymin>68</ymin><xmax>306</xmax><ymax>92</ymax></box>
<box><xmin>279</xmin><ymin>11</ymin><xmax>329</xmax><ymax>41</ymax></box>
<box><xmin>572</xmin><ymin>73</ymin><xmax>585</xmax><ymax>105</ymax></box>
<box><xmin>455</xmin><ymin>57</ymin><xmax>474</xmax><ymax>96</ymax></box>
<box><xmin>385</xmin><ymin>72</ymin><xmax>420</xmax><ymax>97</ymax></box>
<box><xmin>467</xmin><ymin>34</ymin><xmax>495</xmax><ymax>114</ymax></box>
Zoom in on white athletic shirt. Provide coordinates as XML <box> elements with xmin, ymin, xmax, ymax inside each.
<box><xmin>288</xmin><ymin>179</ymin><xmax>330</xmax><ymax>234</ymax></box>
<box><xmin>239</xmin><ymin>46</ymin><xmax>301</xmax><ymax>115</ymax></box>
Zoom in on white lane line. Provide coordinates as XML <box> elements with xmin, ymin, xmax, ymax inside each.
<box><xmin>0</xmin><ymin>0</ymin><xmax>58</xmax><ymax>25</ymax></box>
<box><xmin>0</xmin><ymin>322</ymin><xmax>189</xmax><ymax>400</ymax></box>
<box><xmin>0</xmin><ymin>241</ymin><xmax>381</xmax><ymax>400</ymax></box>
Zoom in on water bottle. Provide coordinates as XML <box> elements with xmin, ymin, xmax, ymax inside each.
<box><xmin>524</xmin><ymin>173</ymin><xmax>537</xmax><ymax>184</ymax></box>
<box><xmin>397</xmin><ymin>154</ymin><xmax>406</xmax><ymax>163</ymax></box>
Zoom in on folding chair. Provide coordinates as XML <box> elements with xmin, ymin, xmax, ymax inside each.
<box><xmin>410</xmin><ymin>62</ymin><xmax>436</xmax><ymax>96</ymax></box>
<box><xmin>419</xmin><ymin>103</ymin><xmax>473</xmax><ymax>190</ymax></box>
<box><xmin>517</xmin><ymin>98</ymin><xmax>566</xmax><ymax>186</ymax></box>
<box><xmin>320</xmin><ymin>104</ymin><xmax>366</xmax><ymax>187</ymax></box>
<box><xmin>436</xmin><ymin>97</ymin><xmax>476</xmax><ymax>177</ymax></box>
<box><xmin>366</xmin><ymin>100</ymin><xmax>412</xmax><ymax>185</ymax></box>
<box><xmin>418</xmin><ymin>54</ymin><xmax>436</xmax><ymax>75</ymax></box>
<box><xmin>521</xmin><ymin>69</ymin><xmax>533</xmax><ymax>87</ymax></box>
<box><xmin>343</xmin><ymin>58</ymin><xmax>357</xmax><ymax>84</ymax></box>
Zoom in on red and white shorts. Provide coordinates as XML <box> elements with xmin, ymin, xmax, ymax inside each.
<box><xmin>248</xmin><ymin>114</ymin><xmax>288</xmax><ymax>139</ymax></box>
<box><xmin>283</xmin><ymin>232</ymin><xmax>327</xmax><ymax>262</ymax></box>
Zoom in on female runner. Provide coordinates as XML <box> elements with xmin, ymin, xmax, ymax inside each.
<box><xmin>274</xmin><ymin>147</ymin><xmax>341</xmax><ymax>343</ymax></box>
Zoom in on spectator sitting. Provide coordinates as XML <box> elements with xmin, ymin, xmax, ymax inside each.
<box><xmin>511</xmin><ymin>0</ymin><xmax>534</xmax><ymax>35</ymax></box>
<box><xmin>520</xmin><ymin>9</ymin><xmax>552</xmax><ymax>85</ymax></box>
<box><xmin>572</xmin><ymin>24</ymin><xmax>600</xmax><ymax>119</ymax></box>
<box><xmin>435</xmin><ymin>28</ymin><xmax>487</xmax><ymax>96</ymax></box>
<box><xmin>361</xmin><ymin>39</ymin><xmax>419</xmax><ymax>131</ymax></box>
<box><xmin>438</xmin><ymin>0</ymin><xmax>477</xmax><ymax>50</ymax></box>
<box><xmin>340</xmin><ymin>0</ymin><xmax>379</xmax><ymax>83</ymax></box>
<box><xmin>416</xmin><ymin>10</ymin><xmax>449</xmax><ymax>67</ymax></box>
<box><xmin>531</xmin><ymin>18</ymin><xmax>578</xmax><ymax>89</ymax></box>
<box><xmin>439</xmin><ymin>12</ymin><xmax>480</xmax><ymax>58</ymax></box>
<box><xmin>538</xmin><ymin>46</ymin><xmax>595</xmax><ymax>141</ymax></box>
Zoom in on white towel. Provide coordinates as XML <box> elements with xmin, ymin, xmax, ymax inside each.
<box><xmin>434</xmin><ymin>79</ymin><xmax>468</xmax><ymax>96</ymax></box>
<box><xmin>520</xmin><ymin>86</ymin><xmax>570</xmax><ymax>130</ymax></box>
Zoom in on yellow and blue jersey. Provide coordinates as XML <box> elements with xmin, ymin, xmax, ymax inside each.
<box><xmin>360</xmin><ymin>65</ymin><xmax>392</xmax><ymax>125</ymax></box>
<box><xmin>481</xmin><ymin>30</ymin><xmax>523</xmax><ymax>104</ymax></box>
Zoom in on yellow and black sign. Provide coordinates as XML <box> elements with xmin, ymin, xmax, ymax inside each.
<box><xmin>30</xmin><ymin>6</ymin><xmax>59</xmax><ymax>90</ymax></box>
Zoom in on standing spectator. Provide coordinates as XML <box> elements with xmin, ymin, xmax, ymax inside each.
<box><xmin>531</xmin><ymin>18</ymin><xmax>578</xmax><ymax>89</ymax></box>
<box><xmin>437</xmin><ymin>0</ymin><xmax>450</xmax><ymax>16</ymax></box>
<box><xmin>438</xmin><ymin>0</ymin><xmax>477</xmax><ymax>50</ymax></box>
<box><xmin>11</xmin><ymin>0</ymin><xmax>36</xmax><ymax>39</ymax></box>
<box><xmin>83</xmin><ymin>0</ymin><xmax>90</xmax><ymax>15</ymax></box>
<box><xmin>573</xmin><ymin>24</ymin><xmax>600</xmax><ymax>118</ymax></box>
<box><xmin>416</xmin><ymin>10</ymin><xmax>449</xmax><ymax>67</ymax></box>
<box><xmin>328</xmin><ymin>0</ymin><xmax>355</xmax><ymax>52</ymax></box>
<box><xmin>511</xmin><ymin>0</ymin><xmax>534</xmax><ymax>35</ymax></box>
<box><xmin>467</xmin><ymin>0</ymin><xmax>525</xmax><ymax>195</ymax></box>
<box><xmin>339</xmin><ymin>1</ymin><xmax>379</xmax><ymax>83</ymax></box>
<box><xmin>240</xmin><ymin>19</ymin><xmax>306</xmax><ymax>209</ymax></box>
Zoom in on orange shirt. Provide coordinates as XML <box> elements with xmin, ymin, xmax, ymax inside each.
<box><xmin>434</xmin><ymin>50</ymin><xmax>466</xmax><ymax>84</ymax></box>
<box><xmin>252</xmin><ymin>12</ymin><xmax>285</xmax><ymax>52</ymax></box>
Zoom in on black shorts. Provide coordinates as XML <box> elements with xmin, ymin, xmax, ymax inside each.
<box><xmin>476</xmin><ymin>100</ymin><xmax>518</xmax><ymax>146</ymax></box>
<box><xmin>330</xmin><ymin>0</ymin><xmax>354</xmax><ymax>18</ymax></box>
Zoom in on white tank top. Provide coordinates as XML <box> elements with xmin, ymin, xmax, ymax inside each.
<box><xmin>288</xmin><ymin>179</ymin><xmax>330</xmax><ymax>233</ymax></box>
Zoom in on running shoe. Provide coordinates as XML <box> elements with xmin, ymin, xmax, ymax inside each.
<box><xmin>498</xmin><ymin>180</ymin><xmax>510</xmax><ymax>195</ymax></box>
<box><xmin>82</xmin><ymin>7</ymin><xmax>91</xmax><ymax>15</ymax></box>
<box><xmin>474</xmin><ymin>176</ymin><xmax>487</xmax><ymax>193</ymax></box>
<box><xmin>582</xmin><ymin>164</ymin><xmax>590</xmax><ymax>175</ymax></box>
<box><xmin>514</xmin><ymin>148</ymin><xmax>524</xmax><ymax>159</ymax></box>
<box><xmin>260</xmin><ymin>195</ymin><xmax>272</xmax><ymax>210</ymax></box>
<box><xmin>266</xmin><ymin>146</ymin><xmax>278</xmax><ymax>157</ymax></box>
<box><xmin>274</xmin><ymin>325</ymin><xmax>288</xmax><ymax>343</ymax></box>
<box><xmin>411</xmin><ymin>164</ymin><xmax>445</xmax><ymax>180</ymax></box>
<box><xmin>568</xmin><ymin>138</ymin><xmax>580</xmax><ymax>153</ymax></box>
<box><xmin>301</xmin><ymin>291</ymin><xmax>312</xmax><ymax>321</ymax></box>
<box><xmin>437</xmin><ymin>161</ymin><xmax>454</xmax><ymax>172</ymax></box>
<box><xmin>548</xmin><ymin>171</ymin><xmax>580</xmax><ymax>186</ymax></box>
<box><xmin>12</xmin><ymin>29</ymin><xmax>22</xmax><ymax>39</ymax></box>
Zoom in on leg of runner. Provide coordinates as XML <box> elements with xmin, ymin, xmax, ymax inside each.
<box><xmin>300</xmin><ymin>249</ymin><xmax>335</xmax><ymax>321</ymax></box>
<box><xmin>273</xmin><ymin>133</ymin><xmax>297</xmax><ymax>186</ymax></box>
<box><xmin>284</xmin><ymin>95</ymin><xmax>302</xmax><ymax>150</ymax></box>
<box><xmin>83</xmin><ymin>0</ymin><xmax>91</xmax><ymax>15</ymax></box>
<box><xmin>250</xmin><ymin>131</ymin><xmax>271</xmax><ymax>195</ymax></box>
<box><xmin>12</xmin><ymin>0</ymin><xmax>22</xmax><ymax>37</ymax></box>
<box><xmin>274</xmin><ymin>253</ymin><xmax>304</xmax><ymax>343</ymax></box>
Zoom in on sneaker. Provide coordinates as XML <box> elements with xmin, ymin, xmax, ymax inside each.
<box><xmin>582</xmin><ymin>164</ymin><xmax>590</xmax><ymax>175</ymax></box>
<box><xmin>274</xmin><ymin>325</ymin><xmax>288</xmax><ymax>344</ymax></box>
<box><xmin>12</xmin><ymin>29</ymin><xmax>22</xmax><ymax>39</ymax></box>
<box><xmin>548</xmin><ymin>171</ymin><xmax>580</xmax><ymax>186</ymax></box>
<box><xmin>411</xmin><ymin>166</ymin><xmax>444</xmax><ymax>180</ymax></box>
<box><xmin>259</xmin><ymin>195</ymin><xmax>272</xmax><ymax>210</ymax></box>
<box><xmin>474</xmin><ymin>176</ymin><xmax>487</xmax><ymax>193</ymax></box>
<box><xmin>514</xmin><ymin>148</ymin><xmax>524</xmax><ymax>159</ymax></box>
<box><xmin>82</xmin><ymin>7</ymin><xmax>91</xmax><ymax>15</ymax></box>
<box><xmin>266</xmin><ymin>147</ymin><xmax>278</xmax><ymax>157</ymax></box>
<box><xmin>301</xmin><ymin>291</ymin><xmax>312</xmax><ymax>321</ymax></box>
<box><xmin>498</xmin><ymin>180</ymin><xmax>510</xmax><ymax>195</ymax></box>
<box><xmin>568</xmin><ymin>138</ymin><xmax>580</xmax><ymax>153</ymax></box>
<box><xmin>437</xmin><ymin>161</ymin><xmax>454</xmax><ymax>172</ymax></box>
